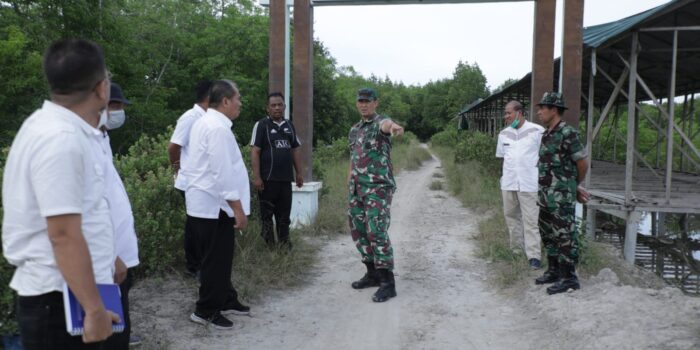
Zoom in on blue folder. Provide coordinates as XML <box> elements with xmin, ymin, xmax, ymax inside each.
<box><xmin>62</xmin><ymin>283</ymin><xmax>125</xmax><ymax>336</ymax></box>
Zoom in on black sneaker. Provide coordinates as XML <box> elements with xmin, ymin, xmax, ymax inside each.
<box><xmin>221</xmin><ymin>299</ymin><xmax>250</xmax><ymax>316</ymax></box>
<box><xmin>529</xmin><ymin>258</ymin><xmax>542</xmax><ymax>269</ymax></box>
<box><xmin>189</xmin><ymin>312</ymin><xmax>233</xmax><ymax>330</ymax></box>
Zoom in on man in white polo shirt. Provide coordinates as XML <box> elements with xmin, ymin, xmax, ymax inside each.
<box><xmin>185</xmin><ymin>80</ymin><xmax>250</xmax><ymax>330</ymax></box>
<box><xmin>496</xmin><ymin>100</ymin><xmax>545</xmax><ymax>269</ymax></box>
<box><xmin>168</xmin><ymin>80</ymin><xmax>211</xmax><ymax>277</ymax></box>
<box><xmin>2</xmin><ymin>38</ymin><xmax>120</xmax><ymax>349</ymax></box>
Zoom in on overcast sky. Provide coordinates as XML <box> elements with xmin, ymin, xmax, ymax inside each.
<box><xmin>311</xmin><ymin>0</ymin><xmax>669</xmax><ymax>89</ymax></box>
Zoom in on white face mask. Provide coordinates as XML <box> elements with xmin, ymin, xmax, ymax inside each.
<box><xmin>106</xmin><ymin>109</ymin><xmax>126</xmax><ymax>130</ymax></box>
<box><xmin>98</xmin><ymin>109</ymin><xmax>108</xmax><ymax>128</ymax></box>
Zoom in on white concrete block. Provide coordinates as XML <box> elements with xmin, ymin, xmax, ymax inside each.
<box><xmin>290</xmin><ymin>181</ymin><xmax>323</xmax><ymax>228</ymax></box>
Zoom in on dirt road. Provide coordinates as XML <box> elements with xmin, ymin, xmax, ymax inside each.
<box><xmin>131</xmin><ymin>154</ymin><xmax>700</xmax><ymax>349</ymax></box>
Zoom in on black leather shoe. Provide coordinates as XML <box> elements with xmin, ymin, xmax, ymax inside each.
<box><xmin>535</xmin><ymin>256</ymin><xmax>560</xmax><ymax>285</ymax></box>
<box><xmin>546</xmin><ymin>262</ymin><xmax>580</xmax><ymax>295</ymax></box>
<box><xmin>351</xmin><ymin>262</ymin><xmax>380</xmax><ymax>289</ymax></box>
<box><xmin>372</xmin><ymin>269</ymin><xmax>397</xmax><ymax>302</ymax></box>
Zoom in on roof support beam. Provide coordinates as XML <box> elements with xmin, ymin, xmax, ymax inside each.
<box><xmin>591</xmin><ymin>66</ymin><xmax>628</xmax><ymax>141</ymax></box>
<box><xmin>585</xmin><ymin>50</ymin><xmax>595</xmax><ymax>188</ymax></box>
<box><xmin>665</xmin><ymin>30</ymin><xmax>678</xmax><ymax>203</ymax></box>
<box><xmin>625</xmin><ymin>32</ymin><xmax>639</xmax><ymax>205</ymax></box>
<box><xmin>616</xmin><ymin>53</ymin><xmax>700</xmax><ymax>166</ymax></box>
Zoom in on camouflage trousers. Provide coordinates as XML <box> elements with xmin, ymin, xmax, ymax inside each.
<box><xmin>538</xmin><ymin>206</ymin><xmax>579</xmax><ymax>264</ymax></box>
<box><xmin>348</xmin><ymin>188</ymin><xmax>394</xmax><ymax>270</ymax></box>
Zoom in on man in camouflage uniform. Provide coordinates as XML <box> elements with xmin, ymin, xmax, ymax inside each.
<box><xmin>348</xmin><ymin>87</ymin><xmax>404</xmax><ymax>303</ymax></box>
<box><xmin>535</xmin><ymin>92</ymin><xmax>590</xmax><ymax>295</ymax></box>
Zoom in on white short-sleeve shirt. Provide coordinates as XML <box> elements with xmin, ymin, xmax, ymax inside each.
<box><xmin>184</xmin><ymin>109</ymin><xmax>250</xmax><ymax>219</ymax></box>
<box><xmin>495</xmin><ymin>120</ymin><xmax>544</xmax><ymax>193</ymax></box>
<box><xmin>2</xmin><ymin>101</ymin><xmax>115</xmax><ymax>296</ymax></box>
<box><xmin>170</xmin><ymin>104</ymin><xmax>206</xmax><ymax>191</ymax></box>
<box><xmin>100</xmin><ymin>134</ymin><xmax>139</xmax><ymax>268</ymax></box>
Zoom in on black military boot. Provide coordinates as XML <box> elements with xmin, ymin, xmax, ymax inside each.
<box><xmin>372</xmin><ymin>269</ymin><xmax>397</xmax><ymax>303</ymax></box>
<box><xmin>535</xmin><ymin>256</ymin><xmax>560</xmax><ymax>285</ymax></box>
<box><xmin>546</xmin><ymin>261</ymin><xmax>581</xmax><ymax>295</ymax></box>
<box><xmin>351</xmin><ymin>262</ymin><xmax>380</xmax><ymax>289</ymax></box>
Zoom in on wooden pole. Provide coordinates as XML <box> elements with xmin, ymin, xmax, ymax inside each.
<box><xmin>625</xmin><ymin>32</ymin><xmax>639</xmax><ymax>205</ymax></box>
<box><xmin>624</xmin><ymin>210</ymin><xmax>641</xmax><ymax>264</ymax></box>
<box><xmin>665</xmin><ymin>30</ymin><xmax>678</xmax><ymax>203</ymax></box>
<box><xmin>561</xmin><ymin>0</ymin><xmax>584</xmax><ymax>127</ymax></box>
<box><xmin>531</xmin><ymin>0</ymin><xmax>556</xmax><ymax>118</ymax></box>
<box><xmin>269</xmin><ymin>0</ymin><xmax>286</xmax><ymax>95</ymax></box>
<box><xmin>293</xmin><ymin>0</ymin><xmax>314</xmax><ymax>180</ymax></box>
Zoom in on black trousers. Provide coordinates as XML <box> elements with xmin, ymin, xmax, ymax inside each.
<box><xmin>17</xmin><ymin>292</ymin><xmax>107</xmax><ymax>350</ymax></box>
<box><xmin>259</xmin><ymin>181</ymin><xmax>293</xmax><ymax>244</ymax></box>
<box><xmin>178</xmin><ymin>190</ymin><xmax>200</xmax><ymax>273</ymax></box>
<box><xmin>104</xmin><ymin>269</ymin><xmax>133</xmax><ymax>350</ymax></box>
<box><xmin>188</xmin><ymin>210</ymin><xmax>240</xmax><ymax>317</ymax></box>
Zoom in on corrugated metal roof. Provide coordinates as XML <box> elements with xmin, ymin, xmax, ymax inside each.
<box><xmin>582</xmin><ymin>0</ymin><xmax>677</xmax><ymax>48</ymax></box>
<box><xmin>459</xmin><ymin>0</ymin><xmax>693</xmax><ymax>115</ymax></box>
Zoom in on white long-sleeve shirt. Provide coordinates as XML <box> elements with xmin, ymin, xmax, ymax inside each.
<box><xmin>183</xmin><ymin>109</ymin><xmax>250</xmax><ymax>219</ymax></box>
<box><xmin>495</xmin><ymin>120</ymin><xmax>544</xmax><ymax>193</ymax></box>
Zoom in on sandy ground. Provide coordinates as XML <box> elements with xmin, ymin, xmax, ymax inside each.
<box><xmin>130</xmin><ymin>154</ymin><xmax>700</xmax><ymax>350</ymax></box>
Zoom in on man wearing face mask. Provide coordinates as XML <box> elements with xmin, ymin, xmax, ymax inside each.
<box><xmin>101</xmin><ymin>83</ymin><xmax>142</xmax><ymax>349</ymax></box>
<box><xmin>496</xmin><ymin>100</ymin><xmax>544</xmax><ymax>269</ymax></box>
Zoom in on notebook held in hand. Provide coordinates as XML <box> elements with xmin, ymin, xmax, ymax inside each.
<box><xmin>62</xmin><ymin>283</ymin><xmax>125</xmax><ymax>336</ymax></box>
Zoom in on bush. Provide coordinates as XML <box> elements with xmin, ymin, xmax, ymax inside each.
<box><xmin>453</xmin><ymin>132</ymin><xmax>500</xmax><ymax>176</ymax></box>
<box><xmin>313</xmin><ymin>137</ymin><xmax>349</xmax><ymax>183</ymax></box>
<box><xmin>430</xmin><ymin>128</ymin><xmax>461</xmax><ymax>148</ymax></box>
<box><xmin>114</xmin><ymin>130</ymin><xmax>185</xmax><ymax>277</ymax></box>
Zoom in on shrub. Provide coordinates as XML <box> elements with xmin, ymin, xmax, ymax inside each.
<box><xmin>430</xmin><ymin>128</ymin><xmax>461</xmax><ymax>148</ymax></box>
<box><xmin>114</xmin><ymin>130</ymin><xmax>185</xmax><ymax>277</ymax></box>
<box><xmin>453</xmin><ymin>132</ymin><xmax>500</xmax><ymax>176</ymax></box>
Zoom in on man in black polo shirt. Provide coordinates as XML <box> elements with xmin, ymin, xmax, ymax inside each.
<box><xmin>250</xmin><ymin>92</ymin><xmax>303</xmax><ymax>249</ymax></box>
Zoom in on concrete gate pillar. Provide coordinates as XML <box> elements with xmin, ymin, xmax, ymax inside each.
<box><xmin>530</xmin><ymin>0</ymin><xmax>556</xmax><ymax>119</ymax></box>
<box><xmin>269</xmin><ymin>0</ymin><xmax>286</xmax><ymax>95</ymax></box>
<box><xmin>561</xmin><ymin>0</ymin><xmax>584</xmax><ymax>127</ymax></box>
<box><xmin>293</xmin><ymin>0</ymin><xmax>314</xmax><ymax>181</ymax></box>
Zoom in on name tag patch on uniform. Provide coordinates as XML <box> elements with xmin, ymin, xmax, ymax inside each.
<box><xmin>275</xmin><ymin>140</ymin><xmax>291</xmax><ymax>148</ymax></box>
<box><xmin>284</xmin><ymin>128</ymin><xmax>291</xmax><ymax>133</ymax></box>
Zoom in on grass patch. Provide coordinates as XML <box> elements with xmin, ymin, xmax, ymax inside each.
<box><xmin>233</xmin><ymin>222</ymin><xmax>316</xmax><ymax>299</ymax></box>
<box><xmin>429</xmin><ymin>180</ymin><xmax>443</xmax><ymax>191</ymax></box>
<box><xmin>393</xmin><ymin>141</ymin><xmax>432</xmax><ymax>171</ymax></box>
<box><xmin>432</xmin><ymin>172</ymin><xmax>444</xmax><ymax>178</ymax></box>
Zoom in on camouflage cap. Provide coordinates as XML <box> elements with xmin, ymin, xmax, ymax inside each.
<box><xmin>357</xmin><ymin>87</ymin><xmax>378</xmax><ymax>102</ymax></box>
<box><xmin>537</xmin><ymin>91</ymin><xmax>567</xmax><ymax>110</ymax></box>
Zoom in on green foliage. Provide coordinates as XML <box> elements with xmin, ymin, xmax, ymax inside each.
<box><xmin>430</xmin><ymin>128</ymin><xmax>461</xmax><ymax>148</ymax></box>
<box><xmin>453</xmin><ymin>131</ymin><xmax>500</xmax><ymax>176</ymax></box>
<box><xmin>114</xmin><ymin>130</ymin><xmax>185</xmax><ymax>276</ymax></box>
